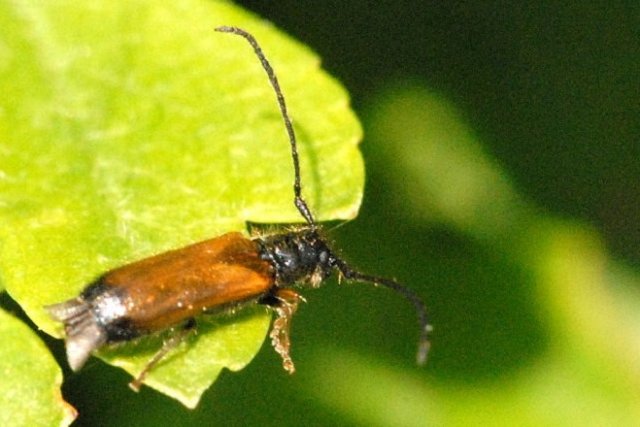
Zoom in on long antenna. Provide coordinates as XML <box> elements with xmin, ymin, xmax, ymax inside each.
<box><xmin>333</xmin><ymin>259</ymin><xmax>432</xmax><ymax>365</ymax></box>
<box><xmin>215</xmin><ymin>26</ymin><xmax>317</xmax><ymax>229</ymax></box>
<box><xmin>216</xmin><ymin>26</ymin><xmax>432</xmax><ymax>365</ymax></box>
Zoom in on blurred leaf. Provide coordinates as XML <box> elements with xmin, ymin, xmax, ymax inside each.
<box><xmin>366</xmin><ymin>83</ymin><xmax>531</xmax><ymax>241</ymax></box>
<box><xmin>0</xmin><ymin>0</ymin><xmax>363</xmax><ymax>407</ymax></box>
<box><xmin>305</xmin><ymin>348</ymin><xmax>440</xmax><ymax>427</ymax></box>
<box><xmin>307</xmin><ymin>329</ymin><xmax>640</xmax><ymax>426</ymax></box>
<box><xmin>0</xmin><ymin>308</ymin><xmax>77</xmax><ymax>427</ymax></box>
<box><xmin>346</xmin><ymin>82</ymin><xmax>640</xmax><ymax>426</ymax></box>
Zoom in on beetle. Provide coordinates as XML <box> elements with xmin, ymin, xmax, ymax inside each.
<box><xmin>45</xmin><ymin>26</ymin><xmax>431</xmax><ymax>391</ymax></box>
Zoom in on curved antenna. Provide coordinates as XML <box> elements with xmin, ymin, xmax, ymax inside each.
<box><xmin>334</xmin><ymin>259</ymin><xmax>432</xmax><ymax>365</ymax></box>
<box><xmin>217</xmin><ymin>26</ymin><xmax>431</xmax><ymax>366</ymax></box>
<box><xmin>215</xmin><ymin>26</ymin><xmax>317</xmax><ymax>229</ymax></box>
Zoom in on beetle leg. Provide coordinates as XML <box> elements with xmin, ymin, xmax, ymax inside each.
<box><xmin>129</xmin><ymin>318</ymin><xmax>196</xmax><ymax>392</ymax></box>
<box><xmin>268</xmin><ymin>288</ymin><xmax>304</xmax><ymax>374</ymax></box>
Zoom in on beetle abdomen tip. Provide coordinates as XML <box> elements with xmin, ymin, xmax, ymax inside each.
<box><xmin>45</xmin><ymin>299</ymin><xmax>107</xmax><ymax>371</ymax></box>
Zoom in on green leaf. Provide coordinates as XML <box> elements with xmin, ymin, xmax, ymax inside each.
<box><xmin>347</xmin><ymin>82</ymin><xmax>640</xmax><ymax>426</ymax></box>
<box><xmin>0</xmin><ymin>308</ymin><xmax>77</xmax><ymax>427</ymax></box>
<box><xmin>0</xmin><ymin>0</ymin><xmax>363</xmax><ymax>407</ymax></box>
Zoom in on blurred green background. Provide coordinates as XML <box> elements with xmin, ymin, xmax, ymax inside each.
<box><xmin>7</xmin><ymin>1</ymin><xmax>640</xmax><ymax>425</ymax></box>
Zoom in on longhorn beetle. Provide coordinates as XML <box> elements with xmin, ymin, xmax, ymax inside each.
<box><xmin>46</xmin><ymin>26</ymin><xmax>431</xmax><ymax>391</ymax></box>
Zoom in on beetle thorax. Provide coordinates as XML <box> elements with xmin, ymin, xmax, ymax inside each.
<box><xmin>255</xmin><ymin>229</ymin><xmax>334</xmax><ymax>288</ymax></box>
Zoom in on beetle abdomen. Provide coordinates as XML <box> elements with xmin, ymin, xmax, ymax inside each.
<box><xmin>45</xmin><ymin>232</ymin><xmax>275</xmax><ymax>370</ymax></box>
<box><xmin>46</xmin><ymin>297</ymin><xmax>108</xmax><ymax>371</ymax></box>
